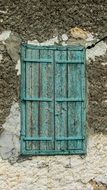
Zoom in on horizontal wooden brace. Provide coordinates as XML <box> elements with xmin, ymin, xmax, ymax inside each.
<box><xmin>23</xmin><ymin>59</ymin><xmax>84</xmax><ymax>64</ymax></box>
<box><xmin>56</xmin><ymin>98</ymin><xmax>84</xmax><ymax>102</ymax></box>
<box><xmin>24</xmin><ymin>58</ymin><xmax>52</xmax><ymax>63</ymax></box>
<box><xmin>22</xmin><ymin>97</ymin><xmax>84</xmax><ymax>102</ymax></box>
<box><xmin>56</xmin><ymin>60</ymin><xmax>84</xmax><ymax>64</ymax></box>
<box><xmin>23</xmin><ymin>137</ymin><xmax>84</xmax><ymax>141</ymax></box>
<box><xmin>22</xmin><ymin>44</ymin><xmax>84</xmax><ymax>51</ymax></box>
<box><xmin>23</xmin><ymin>137</ymin><xmax>53</xmax><ymax>141</ymax></box>
<box><xmin>55</xmin><ymin>137</ymin><xmax>85</xmax><ymax>141</ymax></box>
<box><xmin>22</xmin><ymin>149</ymin><xmax>86</xmax><ymax>155</ymax></box>
<box><xmin>22</xmin><ymin>97</ymin><xmax>52</xmax><ymax>102</ymax></box>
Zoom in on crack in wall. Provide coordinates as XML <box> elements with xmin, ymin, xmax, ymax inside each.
<box><xmin>87</xmin><ymin>35</ymin><xmax>107</xmax><ymax>49</ymax></box>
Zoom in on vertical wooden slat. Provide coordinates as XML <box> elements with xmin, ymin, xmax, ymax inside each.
<box><xmin>55</xmin><ymin>50</ymin><xmax>67</xmax><ymax>151</ymax></box>
<box><xmin>81</xmin><ymin>48</ymin><xmax>86</xmax><ymax>152</ymax></box>
<box><xmin>39</xmin><ymin>49</ymin><xmax>54</xmax><ymax>150</ymax></box>
<box><xmin>68</xmin><ymin>50</ymin><xmax>83</xmax><ymax>150</ymax></box>
<box><xmin>66</xmin><ymin>49</ymin><xmax>68</xmax><ymax>150</ymax></box>
<box><xmin>31</xmin><ymin>49</ymin><xmax>39</xmax><ymax>150</ymax></box>
<box><xmin>25</xmin><ymin>47</ymin><xmax>32</xmax><ymax>150</ymax></box>
<box><xmin>40</xmin><ymin>49</ymin><xmax>47</xmax><ymax>150</ymax></box>
<box><xmin>21</xmin><ymin>45</ymin><xmax>26</xmax><ymax>153</ymax></box>
<box><xmin>68</xmin><ymin>49</ymin><xmax>83</xmax><ymax>63</ymax></box>
<box><xmin>68</xmin><ymin>102</ymin><xmax>82</xmax><ymax>149</ymax></box>
<box><xmin>77</xmin><ymin>50</ymin><xmax>85</xmax><ymax>150</ymax></box>
<box><xmin>68</xmin><ymin>51</ymin><xmax>82</xmax><ymax>99</ymax></box>
<box><xmin>46</xmin><ymin>49</ymin><xmax>54</xmax><ymax>150</ymax></box>
<box><xmin>38</xmin><ymin>49</ymin><xmax>41</xmax><ymax>150</ymax></box>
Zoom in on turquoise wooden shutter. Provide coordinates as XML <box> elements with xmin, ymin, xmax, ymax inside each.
<box><xmin>21</xmin><ymin>45</ymin><xmax>86</xmax><ymax>155</ymax></box>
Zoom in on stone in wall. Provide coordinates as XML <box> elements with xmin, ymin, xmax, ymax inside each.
<box><xmin>88</xmin><ymin>179</ymin><xmax>107</xmax><ymax>190</ymax></box>
<box><xmin>0</xmin><ymin>102</ymin><xmax>20</xmax><ymax>163</ymax></box>
<box><xmin>5</xmin><ymin>32</ymin><xmax>21</xmax><ymax>63</ymax></box>
<box><xmin>0</xmin><ymin>31</ymin><xmax>21</xmax><ymax>127</ymax></box>
<box><xmin>70</xmin><ymin>27</ymin><xmax>94</xmax><ymax>41</ymax></box>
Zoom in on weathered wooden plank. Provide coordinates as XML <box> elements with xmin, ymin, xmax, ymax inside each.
<box><xmin>21</xmin><ymin>45</ymin><xmax>26</xmax><ymax>154</ymax></box>
<box><xmin>68</xmin><ymin>102</ymin><xmax>83</xmax><ymax>149</ymax></box>
<box><xmin>81</xmin><ymin>49</ymin><xmax>87</xmax><ymax>152</ymax></box>
<box><xmin>46</xmin><ymin>49</ymin><xmax>54</xmax><ymax>150</ymax></box>
<box><xmin>68</xmin><ymin>53</ymin><xmax>82</xmax><ymax>99</ymax></box>
<box><xmin>24</xmin><ymin>137</ymin><xmax>52</xmax><ymax>141</ymax></box>
<box><xmin>56</xmin><ymin>60</ymin><xmax>84</xmax><ymax>64</ymax></box>
<box><xmin>23</xmin><ymin>44</ymin><xmax>84</xmax><ymax>51</ymax></box>
<box><xmin>55</xmin><ymin>50</ymin><xmax>67</xmax><ymax>150</ymax></box>
<box><xmin>39</xmin><ymin>49</ymin><xmax>54</xmax><ymax>150</ymax></box>
<box><xmin>68</xmin><ymin>49</ymin><xmax>83</xmax><ymax>63</ymax></box>
<box><xmin>24</xmin><ymin>58</ymin><xmax>52</xmax><ymax>63</ymax></box>
<box><xmin>68</xmin><ymin>50</ymin><xmax>83</xmax><ymax>149</ymax></box>
<box><xmin>25</xmin><ymin>47</ymin><xmax>32</xmax><ymax>150</ymax></box>
<box><xmin>39</xmin><ymin>49</ymin><xmax>47</xmax><ymax>150</ymax></box>
<box><xmin>31</xmin><ymin>48</ymin><xmax>39</xmax><ymax>150</ymax></box>
<box><xmin>23</xmin><ymin>148</ymin><xmax>86</xmax><ymax>155</ymax></box>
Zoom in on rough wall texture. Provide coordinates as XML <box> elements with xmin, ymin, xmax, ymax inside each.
<box><xmin>0</xmin><ymin>32</ymin><xmax>107</xmax><ymax>190</ymax></box>
<box><xmin>0</xmin><ymin>102</ymin><xmax>20</xmax><ymax>162</ymax></box>
<box><xmin>0</xmin><ymin>133</ymin><xmax>107</xmax><ymax>190</ymax></box>
<box><xmin>0</xmin><ymin>32</ymin><xmax>20</xmax><ymax>127</ymax></box>
<box><xmin>0</xmin><ymin>0</ymin><xmax>107</xmax><ymax>41</ymax></box>
<box><xmin>88</xmin><ymin>54</ymin><xmax>107</xmax><ymax>133</ymax></box>
<box><xmin>0</xmin><ymin>1</ymin><xmax>107</xmax><ymax>190</ymax></box>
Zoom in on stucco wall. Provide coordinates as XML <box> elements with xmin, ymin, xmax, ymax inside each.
<box><xmin>0</xmin><ymin>1</ymin><xmax>107</xmax><ymax>190</ymax></box>
<box><xmin>0</xmin><ymin>30</ymin><xmax>107</xmax><ymax>190</ymax></box>
<box><xmin>0</xmin><ymin>133</ymin><xmax>107</xmax><ymax>190</ymax></box>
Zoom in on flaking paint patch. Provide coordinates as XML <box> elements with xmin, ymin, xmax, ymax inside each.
<box><xmin>15</xmin><ymin>59</ymin><xmax>21</xmax><ymax>76</ymax></box>
<box><xmin>86</xmin><ymin>41</ymin><xmax>107</xmax><ymax>61</ymax></box>
<box><xmin>0</xmin><ymin>54</ymin><xmax>3</xmax><ymax>62</ymax></box>
<box><xmin>0</xmin><ymin>35</ymin><xmax>19</xmax><ymax>127</ymax></box>
<box><xmin>86</xmin><ymin>183</ymin><xmax>93</xmax><ymax>190</ymax></box>
<box><xmin>28</xmin><ymin>36</ymin><xmax>107</xmax><ymax>64</ymax></box>
<box><xmin>28</xmin><ymin>36</ymin><xmax>59</xmax><ymax>46</ymax></box>
<box><xmin>20</xmin><ymin>37</ymin><xmax>59</xmax><ymax>76</ymax></box>
<box><xmin>0</xmin><ymin>102</ymin><xmax>20</xmax><ymax>161</ymax></box>
<box><xmin>0</xmin><ymin>10</ymin><xmax>7</xmax><ymax>14</ymax></box>
<box><xmin>0</xmin><ymin>31</ymin><xmax>11</xmax><ymax>42</ymax></box>
<box><xmin>2</xmin><ymin>102</ymin><xmax>20</xmax><ymax>136</ymax></box>
<box><xmin>61</xmin><ymin>34</ymin><xmax>68</xmax><ymax>41</ymax></box>
<box><xmin>101</xmin><ymin>62</ymin><xmax>107</xmax><ymax>66</ymax></box>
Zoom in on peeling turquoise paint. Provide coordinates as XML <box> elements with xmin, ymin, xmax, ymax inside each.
<box><xmin>21</xmin><ymin>45</ymin><xmax>86</xmax><ymax>155</ymax></box>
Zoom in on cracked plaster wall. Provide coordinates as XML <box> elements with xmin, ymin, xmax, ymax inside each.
<box><xmin>0</xmin><ymin>1</ymin><xmax>107</xmax><ymax>189</ymax></box>
<box><xmin>0</xmin><ymin>30</ymin><xmax>107</xmax><ymax>190</ymax></box>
